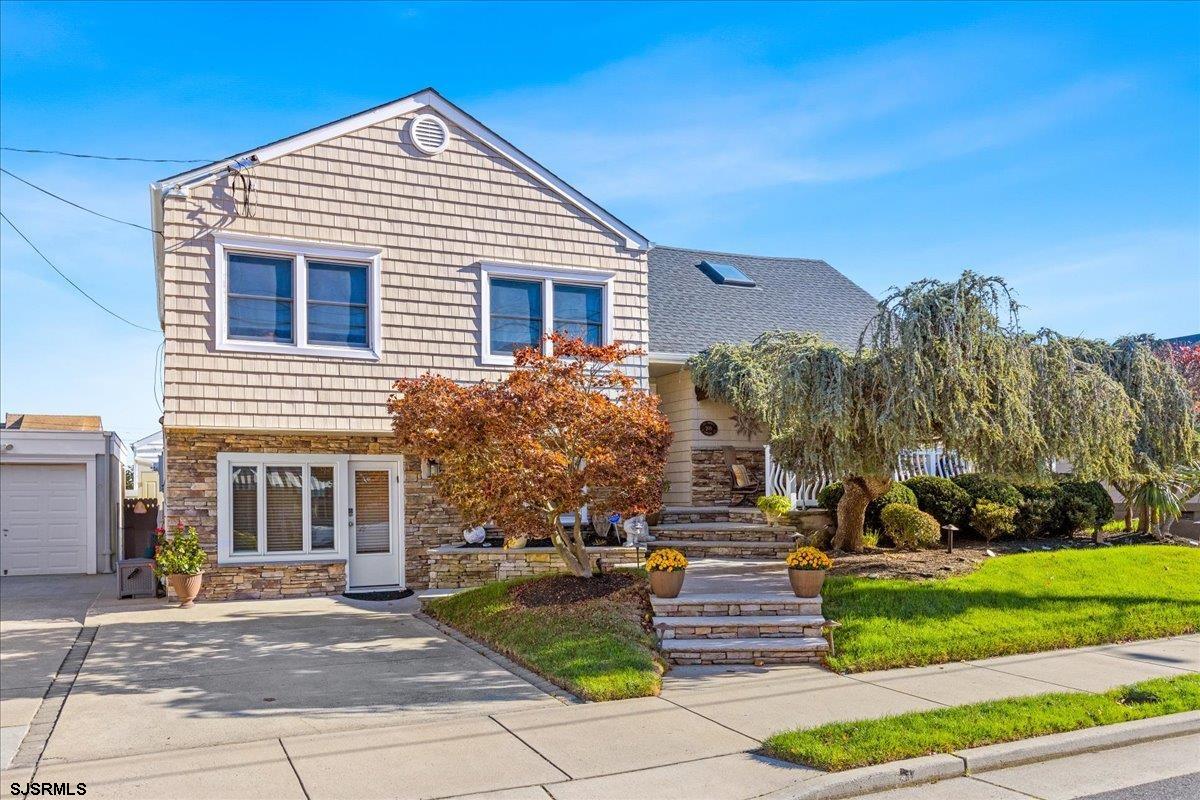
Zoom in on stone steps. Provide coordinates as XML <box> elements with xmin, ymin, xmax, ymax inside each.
<box><xmin>654</xmin><ymin>614</ymin><xmax>826</xmax><ymax>639</ymax></box>
<box><xmin>649</xmin><ymin>522</ymin><xmax>802</xmax><ymax>544</ymax></box>
<box><xmin>651</xmin><ymin>593</ymin><xmax>823</xmax><ymax>617</ymax></box>
<box><xmin>648</xmin><ymin>539</ymin><xmax>797</xmax><ymax>559</ymax></box>
<box><xmin>659</xmin><ymin>636</ymin><xmax>829</xmax><ymax>665</ymax></box>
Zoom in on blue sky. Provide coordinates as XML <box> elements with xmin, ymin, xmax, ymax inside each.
<box><xmin>2</xmin><ymin>1</ymin><xmax>1197</xmax><ymax>442</ymax></box>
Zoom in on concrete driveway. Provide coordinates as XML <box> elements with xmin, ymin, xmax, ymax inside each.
<box><xmin>2</xmin><ymin>580</ymin><xmax>559</xmax><ymax>769</ymax></box>
<box><xmin>0</xmin><ymin>574</ymin><xmax>109</xmax><ymax>768</ymax></box>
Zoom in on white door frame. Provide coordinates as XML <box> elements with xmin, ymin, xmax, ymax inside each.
<box><xmin>0</xmin><ymin>457</ymin><xmax>97</xmax><ymax>575</ymax></box>
<box><xmin>346</xmin><ymin>456</ymin><xmax>404</xmax><ymax>590</ymax></box>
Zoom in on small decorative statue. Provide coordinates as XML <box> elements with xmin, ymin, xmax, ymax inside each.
<box><xmin>622</xmin><ymin>515</ymin><xmax>647</xmax><ymax>546</ymax></box>
<box><xmin>463</xmin><ymin>525</ymin><xmax>486</xmax><ymax>545</ymax></box>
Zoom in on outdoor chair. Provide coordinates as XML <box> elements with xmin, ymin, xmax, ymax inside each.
<box><xmin>723</xmin><ymin>446</ymin><xmax>762</xmax><ymax>506</ymax></box>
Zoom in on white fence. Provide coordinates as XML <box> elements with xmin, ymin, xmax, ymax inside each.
<box><xmin>764</xmin><ymin>445</ymin><xmax>971</xmax><ymax>509</ymax></box>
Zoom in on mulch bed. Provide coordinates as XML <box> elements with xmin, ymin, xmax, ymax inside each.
<box><xmin>511</xmin><ymin>571</ymin><xmax>656</xmax><ymax>633</ymax></box>
<box><xmin>829</xmin><ymin>532</ymin><xmax>1161</xmax><ymax>580</ymax></box>
<box><xmin>512</xmin><ymin>570</ymin><xmax>641</xmax><ymax>607</ymax></box>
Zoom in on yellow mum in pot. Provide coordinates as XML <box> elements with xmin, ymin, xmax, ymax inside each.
<box><xmin>645</xmin><ymin>548</ymin><xmax>688</xmax><ymax>598</ymax></box>
<box><xmin>785</xmin><ymin>546</ymin><xmax>832</xmax><ymax>598</ymax></box>
<box><xmin>785</xmin><ymin>547</ymin><xmax>832</xmax><ymax>571</ymax></box>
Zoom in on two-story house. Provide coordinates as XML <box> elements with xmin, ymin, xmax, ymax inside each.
<box><xmin>152</xmin><ymin>87</ymin><xmax>876</xmax><ymax>600</ymax></box>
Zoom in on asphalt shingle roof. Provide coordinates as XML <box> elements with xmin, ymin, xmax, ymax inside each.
<box><xmin>647</xmin><ymin>245</ymin><xmax>880</xmax><ymax>355</ymax></box>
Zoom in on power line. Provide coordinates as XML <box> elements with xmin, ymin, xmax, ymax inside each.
<box><xmin>0</xmin><ymin>166</ymin><xmax>161</xmax><ymax>234</ymax></box>
<box><xmin>2</xmin><ymin>146</ymin><xmax>212</xmax><ymax>164</ymax></box>
<box><xmin>0</xmin><ymin>211</ymin><xmax>160</xmax><ymax>333</ymax></box>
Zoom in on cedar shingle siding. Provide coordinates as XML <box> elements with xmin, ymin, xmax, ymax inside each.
<box><xmin>162</xmin><ymin>110</ymin><xmax>648</xmax><ymax>432</ymax></box>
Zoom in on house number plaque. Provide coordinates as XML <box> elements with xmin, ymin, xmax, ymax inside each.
<box><xmin>700</xmin><ymin>421</ymin><xmax>718</xmax><ymax>436</ymax></box>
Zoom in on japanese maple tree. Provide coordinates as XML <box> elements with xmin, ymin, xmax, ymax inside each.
<box><xmin>388</xmin><ymin>334</ymin><xmax>672</xmax><ymax>577</ymax></box>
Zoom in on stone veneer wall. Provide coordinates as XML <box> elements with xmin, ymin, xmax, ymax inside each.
<box><xmin>690</xmin><ymin>446</ymin><xmax>765</xmax><ymax>505</ymax></box>
<box><xmin>164</xmin><ymin>429</ymin><xmax>465</xmax><ymax>600</ymax></box>
<box><xmin>428</xmin><ymin>545</ymin><xmax>641</xmax><ymax>589</ymax></box>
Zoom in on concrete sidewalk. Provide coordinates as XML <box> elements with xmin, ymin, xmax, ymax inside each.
<box><xmin>4</xmin><ymin>634</ymin><xmax>1195</xmax><ymax>799</ymax></box>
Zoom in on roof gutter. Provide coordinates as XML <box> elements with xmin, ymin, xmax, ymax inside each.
<box><xmin>648</xmin><ymin>351</ymin><xmax>695</xmax><ymax>365</ymax></box>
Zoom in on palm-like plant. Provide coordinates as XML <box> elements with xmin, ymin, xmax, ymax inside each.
<box><xmin>1128</xmin><ymin>463</ymin><xmax>1200</xmax><ymax>535</ymax></box>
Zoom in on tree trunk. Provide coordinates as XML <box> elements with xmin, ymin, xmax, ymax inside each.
<box><xmin>832</xmin><ymin>475</ymin><xmax>892</xmax><ymax>553</ymax></box>
<box><xmin>548</xmin><ymin>513</ymin><xmax>591</xmax><ymax>577</ymax></box>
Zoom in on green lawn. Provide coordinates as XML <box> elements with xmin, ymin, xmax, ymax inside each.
<box><xmin>425</xmin><ymin>571</ymin><xmax>664</xmax><ymax>701</ymax></box>
<box><xmin>825</xmin><ymin>545</ymin><xmax>1200</xmax><ymax>672</ymax></box>
<box><xmin>764</xmin><ymin>674</ymin><xmax>1200</xmax><ymax>771</ymax></box>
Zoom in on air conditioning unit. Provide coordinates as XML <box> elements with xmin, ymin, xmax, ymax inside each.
<box><xmin>118</xmin><ymin>558</ymin><xmax>157</xmax><ymax>599</ymax></box>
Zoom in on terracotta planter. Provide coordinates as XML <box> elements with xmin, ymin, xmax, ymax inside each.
<box><xmin>168</xmin><ymin>573</ymin><xmax>204</xmax><ymax>608</ymax></box>
<box><xmin>788</xmin><ymin>568</ymin><xmax>825</xmax><ymax>598</ymax></box>
<box><xmin>649</xmin><ymin>569</ymin><xmax>686</xmax><ymax>598</ymax></box>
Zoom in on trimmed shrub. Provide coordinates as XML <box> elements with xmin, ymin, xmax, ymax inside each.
<box><xmin>903</xmin><ymin>475</ymin><xmax>973</xmax><ymax>527</ymax></box>
<box><xmin>881</xmin><ymin>503</ymin><xmax>942</xmax><ymax>550</ymax></box>
<box><xmin>816</xmin><ymin>482</ymin><xmax>844</xmax><ymax>512</ymax></box>
<box><xmin>1050</xmin><ymin>494</ymin><xmax>1097</xmax><ymax>537</ymax></box>
<box><xmin>972</xmin><ymin>500</ymin><xmax>1017</xmax><ymax>542</ymax></box>
<box><xmin>871</xmin><ymin>483</ymin><xmax>918</xmax><ymax>530</ymax></box>
<box><xmin>952</xmin><ymin>474</ymin><xmax>1023</xmax><ymax>509</ymax></box>
<box><xmin>1014</xmin><ymin>480</ymin><xmax>1105</xmax><ymax>537</ymax></box>
<box><xmin>1058</xmin><ymin>479</ymin><xmax>1114</xmax><ymax>529</ymax></box>
<box><xmin>820</xmin><ymin>481</ymin><xmax>918</xmax><ymax>531</ymax></box>
<box><xmin>1017</xmin><ymin>494</ymin><xmax>1056</xmax><ymax>537</ymax></box>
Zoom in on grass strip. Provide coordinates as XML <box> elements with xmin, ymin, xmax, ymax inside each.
<box><xmin>426</xmin><ymin>571</ymin><xmax>663</xmax><ymax>701</ymax></box>
<box><xmin>824</xmin><ymin>546</ymin><xmax>1200</xmax><ymax>672</ymax></box>
<box><xmin>764</xmin><ymin>673</ymin><xmax>1200</xmax><ymax>771</ymax></box>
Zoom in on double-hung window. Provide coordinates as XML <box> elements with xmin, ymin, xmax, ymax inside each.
<box><xmin>480</xmin><ymin>262</ymin><xmax>615</xmax><ymax>365</ymax></box>
<box><xmin>216</xmin><ymin>233</ymin><xmax>381</xmax><ymax>359</ymax></box>
<box><xmin>219</xmin><ymin>454</ymin><xmax>344</xmax><ymax>562</ymax></box>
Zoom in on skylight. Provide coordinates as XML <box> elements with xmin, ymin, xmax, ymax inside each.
<box><xmin>697</xmin><ymin>260</ymin><xmax>756</xmax><ymax>287</ymax></box>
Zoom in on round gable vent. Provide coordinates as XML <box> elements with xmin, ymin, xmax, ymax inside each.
<box><xmin>407</xmin><ymin>113</ymin><xmax>450</xmax><ymax>155</ymax></box>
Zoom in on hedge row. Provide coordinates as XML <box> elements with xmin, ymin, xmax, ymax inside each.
<box><xmin>817</xmin><ymin>473</ymin><xmax>1113</xmax><ymax>544</ymax></box>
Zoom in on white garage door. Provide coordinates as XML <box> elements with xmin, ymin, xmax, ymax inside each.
<box><xmin>0</xmin><ymin>464</ymin><xmax>89</xmax><ymax>576</ymax></box>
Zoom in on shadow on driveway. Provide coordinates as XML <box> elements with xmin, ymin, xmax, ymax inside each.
<box><xmin>39</xmin><ymin>592</ymin><xmax>558</xmax><ymax>764</ymax></box>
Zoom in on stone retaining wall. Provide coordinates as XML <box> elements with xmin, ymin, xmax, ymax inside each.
<box><xmin>428</xmin><ymin>545</ymin><xmax>641</xmax><ymax>589</ymax></box>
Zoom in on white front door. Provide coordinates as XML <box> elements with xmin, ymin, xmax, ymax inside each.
<box><xmin>348</xmin><ymin>460</ymin><xmax>403</xmax><ymax>589</ymax></box>
<box><xmin>0</xmin><ymin>464</ymin><xmax>88</xmax><ymax>576</ymax></box>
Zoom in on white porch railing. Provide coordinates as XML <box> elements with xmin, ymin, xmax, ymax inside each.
<box><xmin>764</xmin><ymin>445</ymin><xmax>972</xmax><ymax>509</ymax></box>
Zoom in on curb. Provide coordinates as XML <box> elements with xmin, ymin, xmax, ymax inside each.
<box><xmin>955</xmin><ymin>710</ymin><xmax>1200</xmax><ymax>773</ymax></box>
<box><xmin>753</xmin><ymin>711</ymin><xmax>1200</xmax><ymax>800</ymax></box>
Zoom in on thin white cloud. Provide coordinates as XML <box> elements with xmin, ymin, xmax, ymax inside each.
<box><xmin>474</xmin><ymin>28</ymin><xmax>1134</xmax><ymax>204</ymax></box>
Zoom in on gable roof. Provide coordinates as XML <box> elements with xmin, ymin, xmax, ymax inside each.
<box><xmin>149</xmin><ymin>88</ymin><xmax>649</xmax><ymax>324</ymax></box>
<box><xmin>647</xmin><ymin>245</ymin><xmax>879</xmax><ymax>357</ymax></box>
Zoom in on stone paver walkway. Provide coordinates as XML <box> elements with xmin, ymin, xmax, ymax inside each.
<box><xmin>3</xmin><ymin>631</ymin><xmax>1195</xmax><ymax>799</ymax></box>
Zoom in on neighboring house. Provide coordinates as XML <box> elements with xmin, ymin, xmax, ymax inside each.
<box><xmin>129</xmin><ymin>430</ymin><xmax>164</xmax><ymax>501</ymax></box>
<box><xmin>0</xmin><ymin>414</ymin><xmax>129</xmax><ymax>576</ymax></box>
<box><xmin>151</xmin><ymin>87</ymin><xmax>877</xmax><ymax>600</ymax></box>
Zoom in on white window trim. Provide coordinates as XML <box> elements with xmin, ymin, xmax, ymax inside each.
<box><xmin>214</xmin><ymin>232</ymin><xmax>383</xmax><ymax>361</ymax></box>
<box><xmin>478</xmin><ymin>261</ymin><xmax>616</xmax><ymax>366</ymax></box>
<box><xmin>216</xmin><ymin>452</ymin><xmax>350</xmax><ymax>564</ymax></box>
